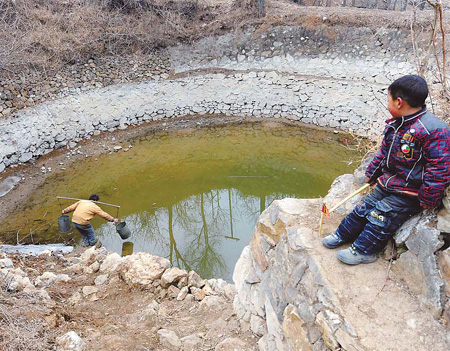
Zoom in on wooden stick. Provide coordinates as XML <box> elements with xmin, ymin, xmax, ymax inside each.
<box><xmin>318</xmin><ymin>210</ymin><xmax>325</xmax><ymax>237</ymax></box>
<box><xmin>329</xmin><ymin>183</ymin><xmax>370</xmax><ymax>213</ymax></box>
<box><xmin>56</xmin><ymin>196</ymin><xmax>120</xmax><ymax>209</ymax></box>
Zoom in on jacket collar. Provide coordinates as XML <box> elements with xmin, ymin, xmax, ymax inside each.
<box><xmin>385</xmin><ymin>107</ymin><xmax>427</xmax><ymax>126</ymax></box>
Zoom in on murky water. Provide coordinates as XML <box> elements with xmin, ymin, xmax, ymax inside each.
<box><xmin>1</xmin><ymin>121</ymin><xmax>360</xmax><ymax>281</ymax></box>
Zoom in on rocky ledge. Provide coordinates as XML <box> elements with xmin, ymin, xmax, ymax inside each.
<box><xmin>233</xmin><ymin>165</ymin><xmax>450</xmax><ymax>350</ymax></box>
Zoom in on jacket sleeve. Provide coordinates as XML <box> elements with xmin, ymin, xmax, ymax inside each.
<box><xmin>418</xmin><ymin>128</ymin><xmax>450</xmax><ymax>208</ymax></box>
<box><xmin>93</xmin><ymin>205</ymin><xmax>115</xmax><ymax>222</ymax></box>
<box><xmin>365</xmin><ymin>132</ymin><xmax>388</xmax><ymax>182</ymax></box>
<box><xmin>63</xmin><ymin>201</ymin><xmax>79</xmax><ymax>214</ymax></box>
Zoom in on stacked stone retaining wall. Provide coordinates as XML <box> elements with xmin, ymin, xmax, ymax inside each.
<box><xmin>1</xmin><ymin>23</ymin><xmax>431</xmax><ymax>172</ymax></box>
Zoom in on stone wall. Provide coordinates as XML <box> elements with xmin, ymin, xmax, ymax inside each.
<box><xmin>232</xmin><ymin>161</ymin><xmax>450</xmax><ymax>350</ymax></box>
<box><xmin>1</xmin><ymin>23</ymin><xmax>428</xmax><ymax>172</ymax></box>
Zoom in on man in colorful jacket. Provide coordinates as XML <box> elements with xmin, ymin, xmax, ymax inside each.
<box><xmin>322</xmin><ymin>75</ymin><xmax>450</xmax><ymax>265</ymax></box>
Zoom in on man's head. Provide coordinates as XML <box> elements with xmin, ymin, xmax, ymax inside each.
<box><xmin>89</xmin><ymin>194</ymin><xmax>99</xmax><ymax>201</ymax></box>
<box><xmin>387</xmin><ymin>75</ymin><xmax>428</xmax><ymax>118</ymax></box>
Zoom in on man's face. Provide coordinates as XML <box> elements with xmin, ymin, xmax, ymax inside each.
<box><xmin>387</xmin><ymin>91</ymin><xmax>402</xmax><ymax>118</ymax></box>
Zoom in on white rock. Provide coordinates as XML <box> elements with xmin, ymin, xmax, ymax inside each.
<box><xmin>161</xmin><ymin>267</ymin><xmax>188</xmax><ymax>288</ymax></box>
<box><xmin>188</xmin><ymin>270</ymin><xmax>205</xmax><ymax>288</ymax></box>
<box><xmin>56</xmin><ymin>331</ymin><xmax>84</xmax><ymax>351</ymax></box>
<box><xmin>118</xmin><ymin>252</ymin><xmax>170</xmax><ymax>287</ymax></box>
<box><xmin>82</xmin><ymin>286</ymin><xmax>98</xmax><ymax>296</ymax></box>
<box><xmin>157</xmin><ymin>329</ymin><xmax>181</xmax><ymax>350</ymax></box>
<box><xmin>99</xmin><ymin>253</ymin><xmax>122</xmax><ymax>273</ymax></box>
<box><xmin>0</xmin><ymin>258</ymin><xmax>13</xmax><ymax>268</ymax></box>
<box><xmin>177</xmin><ymin>286</ymin><xmax>189</xmax><ymax>301</ymax></box>
<box><xmin>94</xmin><ymin>274</ymin><xmax>108</xmax><ymax>286</ymax></box>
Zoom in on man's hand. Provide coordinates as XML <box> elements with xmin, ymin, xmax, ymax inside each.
<box><xmin>113</xmin><ymin>218</ymin><xmax>119</xmax><ymax>224</ymax></box>
<box><xmin>420</xmin><ymin>203</ymin><xmax>433</xmax><ymax>209</ymax></box>
<box><xmin>61</xmin><ymin>210</ymin><xmax>65</xmax><ymax>214</ymax></box>
<box><xmin>365</xmin><ymin>177</ymin><xmax>375</xmax><ymax>185</ymax></box>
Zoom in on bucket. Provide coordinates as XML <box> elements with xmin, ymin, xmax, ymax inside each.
<box><xmin>58</xmin><ymin>215</ymin><xmax>71</xmax><ymax>233</ymax></box>
<box><xmin>121</xmin><ymin>241</ymin><xmax>134</xmax><ymax>256</ymax></box>
<box><xmin>116</xmin><ymin>221</ymin><xmax>131</xmax><ymax>240</ymax></box>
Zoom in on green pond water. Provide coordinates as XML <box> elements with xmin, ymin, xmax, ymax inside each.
<box><xmin>1</xmin><ymin>121</ymin><xmax>360</xmax><ymax>281</ymax></box>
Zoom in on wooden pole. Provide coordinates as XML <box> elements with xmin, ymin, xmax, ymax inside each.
<box><xmin>56</xmin><ymin>196</ymin><xmax>120</xmax><ymax>209</ymax></box>
<box><xmin>329</xmin><ymin>183</ymin><xmax>370</xmax><ymax>213</ymax></box>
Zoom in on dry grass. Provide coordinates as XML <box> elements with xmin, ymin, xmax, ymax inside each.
<box><xmin>0</xmin><ymin>0</ymin><xmax>257</xmax><ymax>74</ymax></box>
<box><xmin>0</xmin><ymin>290</ymin><xmax>54</xmax><ymax>351</ymax></box>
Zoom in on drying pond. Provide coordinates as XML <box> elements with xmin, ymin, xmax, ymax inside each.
<box><xmin>1</xmin><ymin>121</ymin><xmax>360</xmax><ymax>281</ymax></box>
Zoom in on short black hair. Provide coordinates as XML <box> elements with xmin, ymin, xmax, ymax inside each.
<box><xmin>89</xmin><ymin>194</ymin><xmax>99</xmax><ymax>201</ymax></box>
<box><xmin>388</xmin><ymin>75</ymin><xmax>428</xmax><ymax>108</ymax></box>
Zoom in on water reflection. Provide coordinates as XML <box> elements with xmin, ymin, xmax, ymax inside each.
<box><xmin>97</xmin><ymin>189</ymin><xmax>274</xmax><ymax>281</ymax></box>
<box><xmin>0</xmin><ymin>121</ymin><xmax>360</xmax><ymax>281</ymax></box>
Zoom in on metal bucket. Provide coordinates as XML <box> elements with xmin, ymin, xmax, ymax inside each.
<box><xmin>58</xmin><ymin>215</ymin><xmax>71</xmax><ymax>233</ymax></box>
<box><xmin>116</xmin><ymin>221</ymin><xmax>131</xmax><ymax>240</ymax></box>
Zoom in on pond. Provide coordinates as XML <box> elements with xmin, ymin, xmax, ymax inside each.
<box><xmin>0</xmin><ymin>121</ymin><xmax>360</xmax><ymax>281</ymax></box>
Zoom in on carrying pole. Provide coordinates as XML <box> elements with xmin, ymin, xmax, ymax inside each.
<box><xmin>56</xmin><ymin>196</ymin><xmax>120</xmax><ymax>209</ymax></box>
<box><xmin>318</xmin><ymin>183</ymin><xmax>370</xmax><ymax>236</ymax></box>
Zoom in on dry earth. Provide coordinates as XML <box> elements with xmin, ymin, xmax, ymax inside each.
<box><xmin>1</xmin><ymin>247</ymin><xmax>258</xmax><ymax>351</ymax></box>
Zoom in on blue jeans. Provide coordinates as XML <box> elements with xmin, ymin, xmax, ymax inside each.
<box><xmin>335</xmin><ymin>185</ymin><xmax>421</xmax><ymax>254</ymax></box>
<box><xmin>72</xmin><ymin>222</ymin><xmax>96</xmax><ymax>246</ymax></box>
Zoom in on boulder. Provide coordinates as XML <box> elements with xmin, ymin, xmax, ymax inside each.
<box><xmin>94</xmin><ymin>274</ymin><xmax>108</xmax><ymax>286</ymax></box>
<box><xmin>118</xmin><ymin>252</ymin><xmax>170</xmax><ymax>287</ymax></box>
<box><xmin>99</xmin><ymin>253</ymin><xmax>122</xmax><ymax>273</ymax></box>
<box><xmin>35</xmin><ymin>272</ymin><xmax>70</xmax><ymax>287</ymax></box>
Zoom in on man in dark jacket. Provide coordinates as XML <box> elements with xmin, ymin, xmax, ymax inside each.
<box><xmin>323</xmin><ymin>75</ymin><xmax>450</xmax><ymax>265</ymax></box>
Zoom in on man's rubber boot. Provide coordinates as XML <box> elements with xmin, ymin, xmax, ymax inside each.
<box><xmin>337</xmin><ymin>246</ymin><xmax>377</xmax><ymax>265</ymax></box>
<box><xmin>322</xmin><ymin>232</ymin><xmax>346</xmax><ymax>249</ymax></box>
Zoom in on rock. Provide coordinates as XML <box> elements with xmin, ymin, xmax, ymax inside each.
<box><xmin>35</xmin><ymin>272</ymin><xmax>70</xmax><ymax>287</ymax></box>
<box><xmin>80</xmin><ymin>246</ymin><xmax>97</xmax><ymax>263</ymax></box>
<box><xmin>191</xmin><ymin>287</ymin><xmax>206</xmax><ymax>301</ymax></box>
<box><xmin>282</xmin><ymin>304</ymin><xmax>311</xmax><ymax>350</ymax></box>
<box><xmin>0</xmin><ymin>258</ymin><xmax>13</xmax><ymax>268</ymax></box>
<box><xmin>99</xmin><ymin>253</ymin><xmax>122</xmax><ymax>273</ymax></box>
<box><xmin>94</xmin><ymin>274</ymin><xmax>108</xmax><ymax>286</ymax></box>
<box><xmin>167</xmin><ymin>285</ymin><xmax>181</xmax><ymax>299</ymax></box>
<box><xmin>68</xmin><ymin>291</ymin><xmax>82</xmax><ymax>306</ymax></box>
<box><xmin>82</xmin><ymin>286</ymin><xmax>98</xmax><ymax>296</ymax></box>
<box><xmin>56</xmin><ymin>331</ymin><xmax>84</xmax><ymax>351</ymax></box>
<box><xmin>200</xmin><ymin>295</ymin><xmax>224</xmax><ymax>308</ymax></box>
<box><xmin>437</xmin><ymin>208</ymin><xmax>450</xmax><ymax>232</ymax></box>
<box><xmin>202</xmin><ymin>281</ymin><xmax>214</xmax><ymax>296</ymax></box>
<box><xmin>0</xmin><ymin>176</ymin><xmax>22</xmax><ymax>197</ymax></box>
<box><xmin>118</xmin><ymin>252</ymin><xmax>170</xmax><ymax>287</ymax></box>
<box><xmin>223</xmin><ymin>284</ymin><xmax>236</xmax><ymax>301</ymax></box>
<box><xmin>180</xmin><ymin>334</ymin><xmax>202</xmax><ymax>351</ymax></box>
<box><xmin>250</xmin><ymin>314</ymin><xmax>267</xmax><ymax>337</ymax></box>
<box><xmin>215</xmin><ymin>337</ymin><xmax>250</xmax><ymax>351</ymax></box>
<box><xmin>188</xmin><ymin>270</ymin><xmax>205</xmax><ymax>288</ymax></box>
<box><xmin>438</xmin><ymin>248</ymin><xmax>450</xmax><ymax>296</ymax></box>
<box><xmin>161</xmin><ymin>267</ymin><xmax>188</xmax><ymax>288</ymax></box>
<box><xmin>157</xmin><ymin>329</ymin><xmax>181</xmax><ymax>350</ymax></box>
<box><xmin>90</xmin><ymin>261</ymin><xmax>100</xmax><ymax>273</ymax></box>
<box><xmin>177</xmin><ymin>286</ymin><xmax>189</xmax><ymax>301</ymax></box>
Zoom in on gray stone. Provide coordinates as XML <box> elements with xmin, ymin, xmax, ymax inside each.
<box><xmin>157</xmin><ymin>329</ymin><xmax>181</xmax><ymax>350</ymax></box>
<box><xmin>19</xmin><ymin>152</ymin><xmax>33</xmax><ymax>163</ymax></box>
<box><xmin>406</xmin><ymin>222</ymin><xmax>443</xmax><ymax>258</ymax></box>
<box><xmin>188</xmin><ymin>270</ymin><xmax>205</xmax><ymax>288</ymax></box>
<box><xmin>395</xmin><ymin>215</ymin><xmax>421</xmax><ymax>245</ymax></box>
<box><xmin>0</xmin><ymin>176</ymin><xmax>21</xmax><ymax>197</ymax></box>
<box><xmin>94</xmin><ymin>274</ymin><xmax>108</xmax><ymax>286</ymax></box>
<box><xmin>0</xmin><ymin>258</ymin><xmax>13</xmax><ymax>268</ymax></box>
<box><xmin>180</xmin><ymin>334</ymin><xmax>202</xmax><ymax>351</ymax></box>
<box><xmin>161</xmin><ymin>267</ymin><xmax>188</xmax><ymax>288</ymax></box>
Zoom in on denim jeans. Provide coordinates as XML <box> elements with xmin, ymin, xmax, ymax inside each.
<box><xmin>335</xmin><ymin>185</ymin><xmax>421</xmax><ymax>254</ymax></box>
<box><xmin>72</xmin><ymin>222</ymin><xmax>96</xmax><ymax>246</ymax></box>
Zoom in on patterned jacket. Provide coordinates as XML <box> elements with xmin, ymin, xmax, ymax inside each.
<box><xmin>366</xmin><ymin>108</ymin><xmax>450</xmax><ymax>208</ymax></box>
